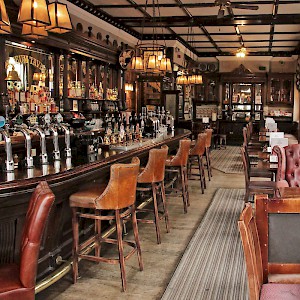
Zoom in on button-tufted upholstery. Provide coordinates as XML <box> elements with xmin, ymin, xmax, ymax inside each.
<box><xmin>0</xmin><ymin>181</ymin><xmax>55</xmax><ymax>300</ymax></box>
<box><xmin>273</xmin><ymin>144</ymin><xmax>300</xmax><ymax>187</ymax></box>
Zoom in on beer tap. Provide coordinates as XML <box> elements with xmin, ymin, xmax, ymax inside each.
<box><xmin>55</xmin><ymin>113</ymin><xmax>71</xmax><ymax>159</ymax></box>
<box><xmin>48</xmin><ymin>124</ymin><xmax>60</xmax><ymax>161</ymax></box>
<box><xmin>14</xmin><ymin>125</ymin><xmax>33</xmax><ymax>169</ymax></box>
<box><xmin>0</xmin><ymin>128</ymin><xmax>14</xmax><ymax>172</ymax></box>
<box><xmin>31</xmin><ymin>126</ymin><xmax>48</xmax><ymax>165</ymax></box>
<box><xmin>27</xmin><ymin>114</ymin><xmax>48</xmax><ymax>165</ymax></box>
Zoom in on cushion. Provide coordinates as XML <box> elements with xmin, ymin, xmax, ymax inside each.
<box><xmin>260</xmin><ymin>283</ymin><xmax>300</xmax><ymax>300</ymax></box>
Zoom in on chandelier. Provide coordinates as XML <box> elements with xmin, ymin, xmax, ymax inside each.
<box><xmin>176</xmin><ymin>24</ymin><xmax>202</xmax><ymax>86</ymax></box>
<box><xmin>0</xmin><ymin>0</ymin><xmax>72</xmax><ymax>38</ymax></box>
<box><xmin>131</xmin><ymin>0</ymin><xmax>172</xmax><ymax>74</ymax></box>
<box><xmin>236</xmin><ymin>46</ymin><xmax>247</xmax><ymax>58</ymax></box>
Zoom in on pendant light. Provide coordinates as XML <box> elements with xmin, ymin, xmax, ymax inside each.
<box><xmin>18</xmin><ymin>0</ymin><xmax>51</xmax><ymax>27</ymax></box>
<box><xmin>46</xmin><ymin>1</ymin><xmax>72</xmax><ymax>34</ymax></box>
<box><xmin>22</xmin><ymin>24</ymin><xmax>48</xmax><ymax>39</ymax></box>
<box><xmin>0</xmin><ymin>0</ymin><xmax>10</xmax><ymax>26</ymax></box>
<box><xmin>159</xmin><ymin>57</ymin><xmax>172</xmax><ymax>72</ymax></box>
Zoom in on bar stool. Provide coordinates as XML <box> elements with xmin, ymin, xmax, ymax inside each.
<box><xmin>136</xmin><ymin>145</ymin><xmax>169</xmax><ymax>244</ymax></box>
<box><xmin>165</xmin><ymin>139</ymin><xmax>192</xmax><ymax>213</ymax></box>
<box><xmin>188</xmin><ymin>133</ymin><xmax>207</xmax><ymax>194</ymax></box>
<box><xmin>204</xmin><ymin>128</ymin><xmax>213</xmax><ymax>180</ymax></box>
<box><xmin>69</xmin><ymin>157</ymin><xmax>143</xmax><ymax>292</ymax></box>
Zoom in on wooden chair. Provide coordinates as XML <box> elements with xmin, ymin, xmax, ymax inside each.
<box><xmin>243</xmin><ymin>143</ymin><xmax>273</xmax><ymax>180</ymax></box>
<box><xmin>0</xmin><ymin>181</ymin><xmax>55</xmax><ymax>300</ymax></box>
<box><xmin>188</xmin><ymin>133</ymin><xmax>206</xmax><ymax>194</ymax></box>
<box><xmin>238</xmin><ymin>203</ymin><xmax>300</xmax><ymax>300</ymax></box>
<box><xmin>204</xmin><ymin>128</ymin><xmax>213</xmax><ymax>181</ymax></box>
<box><xmin>136</xmin><ymin>145</ymin><xmax>169</xmax><ymax>244</ymax></box>
<box><xmin>69</xmin><ymin>157</ymin><xmax>143</xmax><ymax>292</ymax></box>
<box><xmin>241</xmin><ymin>147</ymin><xmax>276</xmax><ymax>202</ymax></box>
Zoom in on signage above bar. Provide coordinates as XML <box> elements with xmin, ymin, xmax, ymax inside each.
<box><xmin>6</xmin><ymin>55</ymin><xmax>46</xmax><ymax>72</ymax></box>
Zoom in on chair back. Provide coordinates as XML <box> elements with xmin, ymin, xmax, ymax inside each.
<box><xmin>243</xmin><ymin>127</ymin><xmax>249</xmax><ymax>145</ymax></box>
<box><xmin>204</xmin><ymin>129</ymin><xmax>213</xmax><ymax>148</ymax></box>
<box><xmin>273</xmin><ymin>144</ymin><xmax>300</xmax><ymax>187</ymax></box>
<box><xmin>19</xmin><ymin>181</ymin><xmax>55</xmax><ymax>289</ymax></box>
<box><xmin>238</xmin><ymin>204</ymin><xmax>263</xmax><ymax>300</ymax></box>
<box><xmin>95</xmin><ymin>157</ymin><xmax>140</xmax><ymax>210</ymax></box>
<box><xmin>241</xmin><ymin>147</ymin><xmax>250</xmax><ymax>187</ymax></box>
<box><xmin>190</xmin><ymin>133</ymin><xmax>206</xmax><ymax>156</ymax></box>
<box><xmin>138</xmin><ymin>145</ymin><xmax>169</xmax><ymax>183</ymax></box>
<box><xmin>168</xmin><ymin>139</ymin><xmax>191</xmax><ymax>167</ymax></box>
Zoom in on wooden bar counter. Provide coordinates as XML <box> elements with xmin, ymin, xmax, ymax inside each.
<box><xmin>0</xmin><ymin>128</ymin><xmax>191</xmax><ymax>292</ymax></box>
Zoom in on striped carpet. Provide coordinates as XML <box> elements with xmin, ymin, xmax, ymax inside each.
<box><xmin>161</xmin><ymin>188</ymin><xmax>248</xmax><ymax>300</ymax></box>
<box><xmin>210</xmin><ymin>146</ymin><xmax>243</xmax><ymax>174</ymax></box>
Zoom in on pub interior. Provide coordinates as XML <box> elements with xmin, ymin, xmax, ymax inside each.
<box><xmin>0</xmin><ymin>0</ymin><xmax>300</xmax><ymax>299</ymax></box>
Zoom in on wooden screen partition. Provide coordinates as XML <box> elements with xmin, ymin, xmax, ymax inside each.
<box><xmin>255</xmin><ymin>194</ymin><xmax>300</xmax><ymax>283</ymax></box>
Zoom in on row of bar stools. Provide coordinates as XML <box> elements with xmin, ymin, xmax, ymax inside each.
<box><xmin>165</xmin><ymin>139</ymin><xmax>192</xmax><ymax>214</ymax></box>
<box><xmin>69</xmin><ymin>157</ymin><xmax>143</xmax><ymax>292</ymax></box>
<box><xmin>188</xmin><ymin>133</ymin><xmax>207</xmax><ymax>194</ymax></box>
<box><xmin>136</xmin><ymin>145</ymin><xmax>169</xmax><ymax>244</ymax></box>
<box><xmin>204</xmin><ymin>128</ymin><xmax>213</xmax><ymax>181</ymax></box>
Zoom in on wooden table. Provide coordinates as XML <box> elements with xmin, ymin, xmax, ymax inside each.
<box><xmin>278</xmin><ymin>187</ymin><xmax>300</xmax><ymax>198</ymax></box>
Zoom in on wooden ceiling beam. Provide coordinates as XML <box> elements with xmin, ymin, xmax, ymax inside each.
<box><xmin>122</xmin><ymin>14</ymin><xmax>300</xmax><ymax>26</ymax></box>
<box><xmin>269</xmin><ymin>0</ymin><xmax>280</xmax><ymax>51</ymax></box>
<box><xmin>94</xmin><ymin>0</ymin><xmax>299</xmax><ymax>9</ymax></box>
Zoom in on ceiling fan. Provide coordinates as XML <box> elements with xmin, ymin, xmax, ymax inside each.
<box><xmin>214</xmin><ymin>0</ymin><xmax>259</xmax><ymax>19</ymax></box>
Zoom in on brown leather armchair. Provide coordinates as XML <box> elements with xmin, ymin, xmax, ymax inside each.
<box><xmin>0</xmin><ymin>181</ymin><xmax>55</xmax><ymax>300</ymax></box>
<box><xmin>273</xmin><ymin>144</ymin><xmax>300</xmax><ymax>188</ymax></box>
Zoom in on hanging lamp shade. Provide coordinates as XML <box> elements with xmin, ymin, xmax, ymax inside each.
<box><xmin>33</xmin><ymin>72</ymin><xmax>40</xmax><ymax>81</ymax></box>
<box><xmin>159</xmin><ymin>57</ymin><xmax>172</xmax><ymax>72</ymax></box>
<box><xmin>182</xmin><ymin>75</ymin><xmax>188</xmax><ymax>85</ymax></box>
<box><xmin>0</xmin><ymin>24</ymin><xmax>11</xmax><ymax>34</ymax></box>
<box><xmin>46</xmin><ymin>2</ymin><xmax>72</xmax><ymax>34</ymax></box>
<box><xmin>5</xmin><ymin>66</ymin><xmax>21</xmax><ymax>81</ymax></box>
<box><xmin>131</xmin><ymin>56</ymin><xmax>144</xmax><ymax>71</ymax></box>
<box><xmin>147</xmin><ymin>54</ymin><xmax>160</xmax><ymax>71</ymax></box>
<box><xmin>22</xmin><ymin>24</ymin><xmax>48</xmax><ymax>39</ymax></box>
<box><xmin>0</xmin><ymin>0</ymin><xmax>10</xmax><ymax>26</ymax></box>
<box><xmin>18</xmin><ymin>0</ymin><xmax>51</xmax><ymax>27</ymax></box>
<box><xmin>195</xmin><ymin>75</ymin><xmax>203</xmax><ymax>84</ymax></box>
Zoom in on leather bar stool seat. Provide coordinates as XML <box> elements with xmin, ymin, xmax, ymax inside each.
<box><xmin>136</xmin><ymin>145</ymin><xmax>169</xmax><ymax>244</ymax></box>
<box><xmin>0</xmin><ymin>181</ymin><xmax>55</xmax><ymax>300</ymax></box>
<box><xmin>165</xmin><ymin>139</ymin><xmax>191</xmax><ymax>213</ymax></box>
<box><xmin>69</xmin><ymin>157</ymin><xmax>143</xmax><ymax>292</ymax></box>
<box><xmin>188</xmin><ymin>133</ymin><xmax>207</xmax><ymax>194</ymax></box>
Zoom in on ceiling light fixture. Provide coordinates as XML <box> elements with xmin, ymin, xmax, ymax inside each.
<box><xmin>46</xmin><ymin>1</ymin><xmax>72</xmax><ymax>34</ymax></box>
<box><xmin>236</xmin><ymin>47</ymin><xmax>247</xmax><ymax>58</ymax></box>
<box><xmin>131</xmin><ymin>0</ymin><xmax>172</xmax><ymax>74</ymax></box>
<box><xmin>22</xmin><ymin>24</ymin><xmax>48</xmax><ymax>39</ymax></box>
<box><xmin>18</xmin><ymin>0</ymin><xmax>51</xmax><ymax>27</ymax></box>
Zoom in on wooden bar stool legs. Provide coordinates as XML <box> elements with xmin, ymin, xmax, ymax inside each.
<box><xmin>70</xmin><ymin>157</ymin><xmax>142</xmax><ymax>292</ymax></box>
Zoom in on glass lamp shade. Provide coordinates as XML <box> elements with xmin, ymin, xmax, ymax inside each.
<box><xmin>22</xmin><ymin>24</ymin><xmax>48</xmax><ymax>39</ymax></box>
<box><xmin>188</xmin><ymin>75</ymin><xmax>196</xmax><ymax>85</ymax></box>
<box><xmin>125</xmin><ymin>83</ymin><xmax>134</xmax><ymax>92</ymax></box>
<box><xmin>33</xmin><ymin>72</ymin><xmax>40</xmax><ymax>81</ymax></box>
<box><xmin>0</xmin><ymin>0</ymin><xmax>10</xmax><ymax>26</ymax></box>
<box><xmin>46</xmin><ymin>2</ymin><xmax>72</xmax><ymax>34</ymax></box>
<box><xmin>195</xmin><ymin>75</ymin><xmax>203</xmax><ymax>84</ymax></box>
<box><xmin>18</xmin><ymin>0</ymin><xmax>51</xmax><ymax>27</ymax></box>
<box><xmin>131</xmin><ymin>56</ymin><xmax>144</xmax><ymax>71</ymax></box>
<box><xmin>159</xmin><ymin>57</ymin><xmax>172</xmax><ymax>72</ymax></box>
<box><xmin>182</xmin><ymin>76</ymin><xmax>188</xmax><ymax>85</ymax></box>
<box><xmin>0</xmin><ymin>24</ymin><xmax>11</xmax><ymax>34</ymax></box>
<box><xmin>147</xmin><ymin>54</ymin><xmax>160</xmax><ymax>71</ymax></box>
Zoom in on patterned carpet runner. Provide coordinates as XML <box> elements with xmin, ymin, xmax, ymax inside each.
<box><xmin>210</xmin><ymin>146</ymin><xmax>243</xmax><ymax>174</ymax></box>
<box><xmin>161</xmin><ymin>188</ymin><xmax>248</xmax><ymax>300</ymax></box>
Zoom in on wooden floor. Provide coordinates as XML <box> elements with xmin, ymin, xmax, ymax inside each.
<box><xmin>37</xmin><ymin>167</ymin><xmax>245</xmax><ymax>300</ymax></box>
